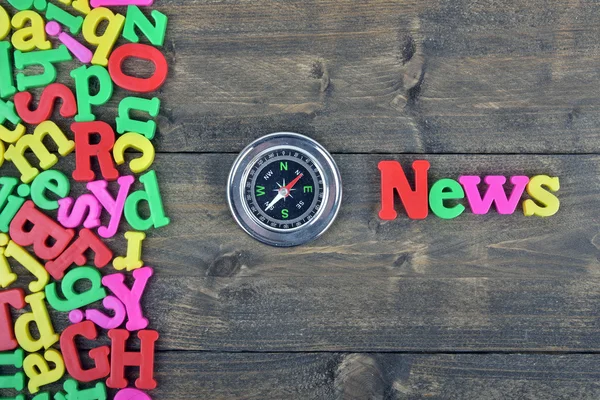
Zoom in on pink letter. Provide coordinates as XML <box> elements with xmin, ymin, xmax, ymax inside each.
<box><xmin>115</xmin><ymin>388</ymin><xmax>152</xmax><ymax>400</ymax></box>
<box><xmin>87</xmin><ymin>176</ymin><xmax>134</xmax><ymax>238</ymax></box>
<box><xmin>57</xmin><ymin>195</ymin><xmax>102</xmax><ymax>229</ymax></box>
<box><xmin>458</xmin><ymin>175</ymin><xmax>529</xmax><ymax>215</ymax></box>
<box><xmin>85</xmin><ymin>295</ymin><xmax>126</xmax><ymax>330</ymax></box>
<box><xmin>102</xmin><ymin>267</ymin><xmax>153</xmax><ymax>331</ymax></box>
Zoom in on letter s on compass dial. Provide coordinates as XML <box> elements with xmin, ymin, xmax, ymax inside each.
<box><xmin>228</xmin><ymin>133</ymin><xmax>342</xmax><ymax>247</ymax></box>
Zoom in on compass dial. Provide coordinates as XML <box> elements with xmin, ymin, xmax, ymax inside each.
<box><xmin>228</xmin><ymin>132</ymin><xmax>342</xmax><ymax>247</ymax></box>
<box><xmin>244</xmin><ymin>149</ymin><xmax>324</xmax><ymax>230</ymax></box>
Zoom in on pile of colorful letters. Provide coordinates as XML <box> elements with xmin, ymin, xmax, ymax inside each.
<box><xmin>0</xmin><ymin>0</ymin><xmax>169</xmax><ymax>399</ymax></box>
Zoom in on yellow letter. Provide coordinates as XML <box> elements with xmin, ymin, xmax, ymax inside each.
<box><xmin>15</xmin><ymin>292</ymin><xmax>59</xmax><ymax>353</ymax></box>
<box><xmin>0</xmin><ymin>233</ymin><xmax>16</xmax><ymax>288</ymax></box>
<box><xmin>11</xmin><ymin>11</ymin><xmax>51</xmax><ymax>52</ymax></box>
<box><xmin>4</xmin><ymin>121</ymin><xmax>75</xmax><ymax>183</ymax></box>
<box><xmin>113</xmin><ymin>132</ymin><xmax>155</xmax><ymax>173</ymax></box>
<box><xmin>113</xmin><ymin>231</ymin><xmax>145</xmax><ymax>271</ymax></box>
<box><xmin>23</xmin><ymin>349</ymin><xmax>65</xmax><ymax>394</ymax></box>
<box><xmin>5</xmin><ymin>240</ymin><xmax>50</xmax><ymax>292</ymax></box>
<box><xmin>82</xmin><ymin>7</ymin><xmax>125</xmax><ymax>66</ymax></box>
<box><xmin>0</xmin><ymin>6</ymin><xmax>10</xmax><ymax>41</ymax></box>
<box><xmin>523</xmin><ymin>175</ymin><xmax>560</xmax><ymax>217</ymax></box>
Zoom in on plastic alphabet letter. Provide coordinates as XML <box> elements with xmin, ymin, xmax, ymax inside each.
<box><xmin>0</xmin><ymin>234</ymin><xmax>17</xmax><ymax>288</ymax></box>
<box><xmin>9</xmin><ymin>200</ymin><xmax>75</xmax><ymax>261</ymax></box>
<box><xmin>4</xmin><ymin>239</ymin><xmax>50</xmax><ymax>292</ymax></box>
<box><xmin>85</xmin><ymin>295</ymin><xmax>126</xmax><ymax>329</ymax></box>
<box><xmin>0</xmin><ymin>177</ymin><xmax>26</xmax><ymax>233</ymax></box>
<box><xmin>82</xmin><ymin>7</ymin><xmax>125</xmax><ymax>66</ymax></box>
<box><xmin>0</xmin><ymin>348</ymin><xmax>25</xmax><ymax>391</ymax></box>
<box><xmin>92</xmin><ymin>0</ymin><xmax>152</xmax><ymax>7</ymax></box>
<box><xmin>6</xmin><ymin>0</ymin><xmax>35</xmax><ymax>11</ymax></box>
<box><xmin>115</xmin><ymin>97</ymin><xmax>160</xmax><ymax>139</ymax></box>
<box><xmin>60</xmin><ymin>321</ymin><xmax>110</xmax><ymax>382</ymax></box>
<box><xmin>5</xmin><ymin>121</ymin><xmax>75</xmax><ymax>183</ymax></box>
<box><xmin>59</xmin><ymin>379</ymin><xmax>107</xmax><ymax>400</ymax></box>
<box><xmin>14</xmin><ymin>45</ymin><xmax>72</xmax><ymax>91</ymax></box>
<box><xmin>72</xmin><ymin>0</ymin><xmax>91</xmax><ymax>15</ymax></box>
<box><xmin>428</xmin><ymin>178</ymin><xmax>465</xmax><ymax>220</ymax></box>
<box><xmin>123</xmin><ymin>5</ymin><xmax>166</xmax><ymax>46</ymax></box>
<box><xmin>57</xmin><ymin>194</ymin><xmax>102</xmax><ymax>229</ymax></box>
<box><xmin>71</xmin><ymin>65</ymin><xmax>113</xmax><ymax>122</ymax></box>
<box><xmin>11</xmin><ymin>11</ymin><xmax>51</xmax><ymax>52</ymax></box>
<box><xmin>102</xmin><ymin>267</ymin><xmax>153</xmax><ymax>331</ymax></box>
<box><xmin>45</xmin><ymin>21</ymin><xmax>93</xmax><ymax>64</ymax></box>
<box><xmin>523</xmin><ymin>175</ymin><xmax>560</xmax><ymax>217</ymax></box>
<box><xmin>45</xmin><ymin>2</ymin><xmax>83</xmax><ymax>35</ymax></box>
<box><xmin>108</xmin><ymin>43</ymin><xmax>168</xmax><ymax>93</ymax></box>
<box><xmin>0</xmin><ymin>99</ymin><xmax>23</xmax><ymax>138</ymax></box>
<box><xmin>70</xmin><ymin>120</ymin><xmax>118</xmax><ymax>178</ymax></box>
<box><xmin>0</xmin><ymin>6</ymin><xmax>10</xmax><ymax>41</ymax></box>
<box><xmin>72</xmin><ymin>121</ymin><xmax>119</xmax><ymax>181</ymax></box>
<box><xmin>112</xmin><ymin>231</ymin><xmax>145</xmax><ymax>271</ymax></box>
<box><xmin>45</xmin><ymin>266</ymin><xmax>106</xmax><ymax>312</ymax></box>
<box><xmin>31</xmin><ymin>170</ymin><xmax>71</xmax><ymax>211</ymax></box>
<box><xmin>45</xmin><ymin>228</ymin><xmax>112</xmax><ymax>280</ymax></box>
<box><xmin>124</xmin><ymin>170</ymin><xmax>170</xmax><ymax>230</ymax></box>
<box><xmin>113</xmin><ymin>133</ymin><xmax>155</xmax><ymax>173</ymax></box>
<box><xmin>0</xmin><ymin>289</ymin><xmax>26</xmax><ymax>351</ymax></box>
<box><xmin>15</xmin><ymin>292</ymin><xmax>59</xmax><ymax>352</ymax></box>
<box><xmin>87</xmin><ymin>176</ymin><xmax>134</xmax><ymax>238</ymax></box>
<box><xmin>378</xmin><ymin>160</ymin><xmax>430</xmax><ymax>220</ymax></box>
<box><xmin>0</xmin><ymin>41</ymin><xmax>17</xmax><ymax>99</ymax></box>
<box><xmin>14</xmin><ymin>83</ymin><xmax>77</xmax><ymax>125</ymax></box>
<box><xmin>458</xmin><ymin>175</ymin><xmax>530</xmax><ymax>215</ymax></box>
<box><xmin>23</xmin><ymin>349</ymin><xmax>65</xmax><ymax>394</ymax></box>
<box><xmin>115</xmin><ymin>388</ymin><xmax>152</xmax><ymax>400</ymax></box>
<box><xmin>106</xmin><ymin>329</ymin><xmax>159</xmax><ymax>389</ymax></box>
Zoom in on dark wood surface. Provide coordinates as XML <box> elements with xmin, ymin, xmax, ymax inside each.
<box><xmin>5</xmin><ymin>0</ymin><xmax>600</xmax><ymax>398</ymax></box>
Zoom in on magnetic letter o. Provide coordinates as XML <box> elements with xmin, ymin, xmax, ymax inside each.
<box><xmin>108</xmin><ymin>43</ymin><xmax>168</xmax><ymax>93</ymax></box>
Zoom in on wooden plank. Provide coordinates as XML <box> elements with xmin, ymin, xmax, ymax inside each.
<box><xmin>152</xmin><ymin>352</ymin><xmax>600</xmax><ymax>399</ymax></box>
<box><xmin>90</xmin><ymin>0</ymin><xmax>600</xmax><ymax>153</ymax></box>
<box><xmin>7</xmin><ymin>352</ymin><xmax>600</xmax><ymax>399</ymax></box>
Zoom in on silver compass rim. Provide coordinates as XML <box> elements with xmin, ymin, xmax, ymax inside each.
<box><xmin>227</xmin><ymin>132</ymin><xmax>342</xmax><ymax>247</ymax></box>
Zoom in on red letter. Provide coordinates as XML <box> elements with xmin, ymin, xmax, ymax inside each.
<box><xmin>378</xmin><ymin>160</ymin><xmax>430</xmax><ymax>220</ymax></box>
<box><xmin>0</xmin><ymin>288</ymin><xmax>25</xmax><ymax>351</ymax></box>
<box><xmin>9</xmin><ymin>200</ymin><xmax>75</xmax><ymax>260</ymax></box>
<box><xmin>108</xmin><ymin>44</ymin><xmax>168</xmax><ymax>93</ymax></box>
<box><xmin>60</xmin><ymin>321</ymin><xmax>110</xmax><ymax>382</ymax></box>
<box><xmin>107</xmin><ymin>329</ymin><xmax>159</xmax><ymax>390</ymax></box>
<box><xmin>14</xmin><ymin>83</ymin><xmax>77</xmax><ymax>125</ymax></box>
<box><xmin>71</xmin><ymin>121</ymin><xmax>119</xmax><ymax>182</ymax></box>
<box><xmin>45</xmin><ymin>228</ymin><xmax>112</xmax><ymax>280</ymax></box>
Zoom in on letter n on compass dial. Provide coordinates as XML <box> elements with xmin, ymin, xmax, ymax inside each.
<box><xmin>244</xmin><ymin>149</ymin><xmax>324</xmax><ymax>230</ymax></box>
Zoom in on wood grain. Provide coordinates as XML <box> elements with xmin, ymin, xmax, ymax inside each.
<box><xmin>134</xmin><ymin>0</ymin><xmax>600</xmax><ymax>153</ymax></box>
<box><xmin>143</xmin><ymin>352</ymin><xmax>600</xmax><ymax>399</ymax></box>
<box><xmin>6</xmin><ymin>153</ymin><xmax>600</xmax><ymax>352</ymax></box>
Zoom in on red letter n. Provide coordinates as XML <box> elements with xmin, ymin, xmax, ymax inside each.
<box><xmin>378</xmin><ymin>160</ymin><xmax>430</xmax><ymax>220</ymax></box>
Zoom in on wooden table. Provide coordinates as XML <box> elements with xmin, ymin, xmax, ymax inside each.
<box><xmin>7</xmin><ymin>0</ymin><xmax>600</xmax><ymax>398</ymax></box>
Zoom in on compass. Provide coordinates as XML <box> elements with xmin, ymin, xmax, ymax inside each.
<box><xmin>227</xmin><ymin>132</ymin><xmax>342</xmax><ymax>247</ymax></box>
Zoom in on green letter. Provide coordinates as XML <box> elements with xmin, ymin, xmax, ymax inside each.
<box><xmin>429</xmin><ymin>178</ymin><xmax>465</xmax><ymax>219</ymax></box>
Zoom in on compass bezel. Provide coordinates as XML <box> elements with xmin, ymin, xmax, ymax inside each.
<box><xmin>227</xmin><ymin>132</ymin><xmax>342</xmax><ymax>247</ymax></box>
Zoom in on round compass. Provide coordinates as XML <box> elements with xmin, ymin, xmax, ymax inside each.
<box><xmin>227</xmin><ymin>132</ymin><xmax>342</xmax><ymax>247</ymax></box>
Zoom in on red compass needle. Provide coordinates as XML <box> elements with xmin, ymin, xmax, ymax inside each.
<box><xmin>284</xmin><ymin>174</ymin><xmax>303</xmax><ymax>192</ymax></box>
